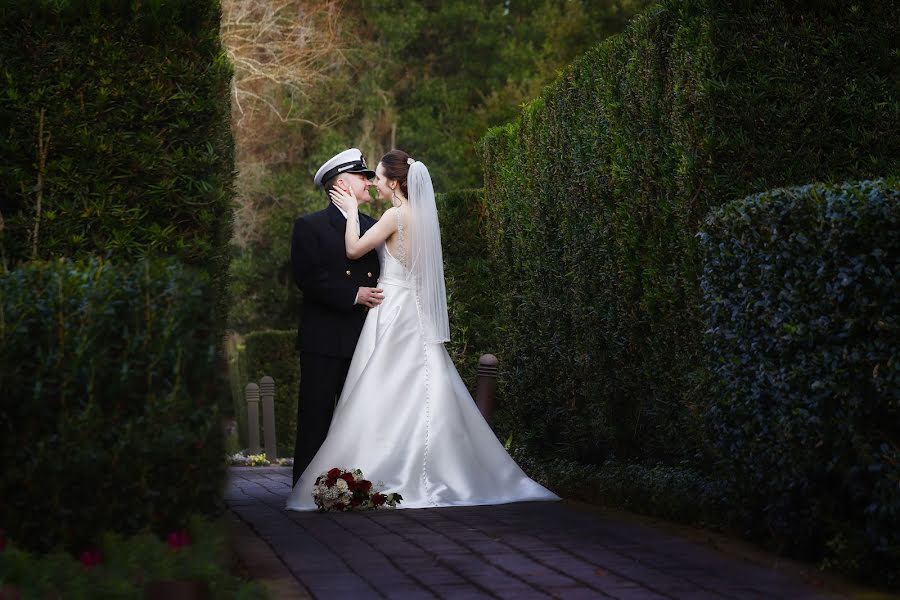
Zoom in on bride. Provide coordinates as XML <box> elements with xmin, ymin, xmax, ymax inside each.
<box><xmin>285</xmin><ymin>150</ymin><xmax>559</xmax><ymax>510</ymax></box>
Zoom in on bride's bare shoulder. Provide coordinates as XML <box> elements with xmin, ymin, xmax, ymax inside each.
<box><xmin>374</xmin><ymin>206</ymin><xmax>396</xmax><ymax>225</ymax></box>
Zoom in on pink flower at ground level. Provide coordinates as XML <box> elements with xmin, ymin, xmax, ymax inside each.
<box><xmin>79</xmin><ymin>549</ymin><xmax>102</xmax><ymax>568</ymax></box>
<box><xmin>167</xmin><ymin>529</ymin><xmax>191</xmax><ymax>550</ymax></box>
<box><xmin>0</xmin><ymin>585</ymin><xmax>23</xmax><ymax>599</ymax></box>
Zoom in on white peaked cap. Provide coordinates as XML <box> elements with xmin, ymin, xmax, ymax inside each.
<box><xmin>314</xmin><ymin>148</ymin><xmax>376</xmax><ymax>187</ymax></box>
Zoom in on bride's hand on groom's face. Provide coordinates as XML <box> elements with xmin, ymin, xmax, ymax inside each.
<box><xmin>330</xmin><ymin>187</ymin><xmax>358</xmax><ymax>212</ymax></box>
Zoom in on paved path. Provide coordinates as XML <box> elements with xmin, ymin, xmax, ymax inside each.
<box><xmin>226</xmin><ymin>467</ymin><xmax>847</xmax><ymax>599</ymax></box>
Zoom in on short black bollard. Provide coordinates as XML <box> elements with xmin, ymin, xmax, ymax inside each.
<box><xmin>259</xmin><ymin>375</ymin><xmax>277</xmax><ymax>462</ymax></box>
<box><xmin>245</xmin><ymin>383</ymin><xmax>260</xmax><ymax>455</ymax></box>
<box><xmin>474</xmin><ymin>353</ymin><xmax>498</xmax><ymax>424</ymax></box>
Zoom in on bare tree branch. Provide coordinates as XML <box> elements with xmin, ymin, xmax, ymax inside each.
<box><xmin>221</xmin><ymin>0</ymin><xmax>364</xmax><ymax>247</ymax></box>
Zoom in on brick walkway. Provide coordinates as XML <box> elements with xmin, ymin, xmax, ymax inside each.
<box><xmin>226</xmin><ymin>467</ymin><xmax>847</xmax><ymax>599</ymax></box>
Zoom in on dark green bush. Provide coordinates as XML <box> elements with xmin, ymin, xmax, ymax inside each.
<box><xmin>512</xmin><ymin>451</ymin><xmax>723</xmax><ymax>525</ymax></box>
<box><xmin>0</xmin><ymin>259</ymin><xmax>226</xmax><ymax>554</ymax></box>
<box><xmin>437</xmin><ymin>189</ymin><xmax>504</xmax><ymax>400</ymax></box>
<box><xmin>0</xmin><ymin>516</ymin><xmax>266</xmax><ymax>599</ymax></box>
<box><xmin>480</xmin><ymin>0</ymin><xmax>899</xmax><ymax>466</ymax></box>
<box><xmin>228</xmin><ymin>337</ymin><xmax>250</xmax><ymax>446</ymax></box>
<box><xmin>700</xmin><ymin>179</ymin><xmax>899</xmax><ymax>585</ymax></box>
<box><xmin>240</xmin><ymin>330</ymin><xmax>299</xmax><ymax>457</ymax></box>
<box><xmin>0</xmin><ymin>0</ymin><xmax>234</xmax><ymax>324</ymax></box>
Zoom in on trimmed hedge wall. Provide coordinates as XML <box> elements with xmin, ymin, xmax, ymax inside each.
<box><xmin>227</xmin><ymin>336</ymin><xmax>250</xmax><ymax>446</ymax></box>
<box><xmin>437</xmin><ymin>189</ymin><xmax>503</xmax><ymax>399</ymax></box>
<box><xmin>480</xmin><ymin>0</ymin><xmax>899</xmax><ymax>465</ymax></box>
<box><xmin>700</xmin><ymin>179</ymin><xmax>899</xmax><ymax>584</ymax></box>
<box><xmin>0</xmin><ymin>0</ymin><xmax>234</xmax><ymax>326</ymax></box>
<box><xmin>238</xmin><ymin>330</ymin><xmax>299</xmax><ymax>457</ymax></box>
<box><xmin>0</xmin><ymin>517</ymin><xmax>266</xmax><ymax>598</ymax></box>
<box><xmin>0</xmin><ymin>259</ymin><xmax>225</xmax><ymax>554</ymax></box>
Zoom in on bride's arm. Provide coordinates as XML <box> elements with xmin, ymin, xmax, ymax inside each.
<box><xmin>331</xmin><ymin>189</ymin><xmax>398</xmax><ymax>259</ymax></box>
<box><xmin>344</xmin><ymin>209</ymin><xmax>398</xmax><ymax>259</ymax></box>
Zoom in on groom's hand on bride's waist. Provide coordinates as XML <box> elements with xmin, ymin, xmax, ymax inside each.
<box><xmin>355</xmin><ymin>287</ymin><xmax>384</xmax><ymax>308</ymax></box>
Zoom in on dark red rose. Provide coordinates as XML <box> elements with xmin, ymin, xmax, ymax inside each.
<box><xmin>372</xmin><ymin>493</ymin><xmax>385</xmax><ymax>506</ymax></box>
<box><xmin>325</xmin><ymin>477</ymin><xmax>337</xmax><ymax>487</ymax></box>
<box><xmin>79</xmin><ymin>549</ymin><xmax>102</xmax><ymax>568</ymax></box>
<box><xmin>167</xmin><ymin>529</ymin><xmax>191</xmax><ymax>550</ymax></box>
<box><xmin>0</xmin><ymin>584</ymin><xmax>23</xmax><ymax>599</ymax></box>
<box><xmin>359</xmin><ymin>480</ymin><xmax>373</xmax><ymax>492</ymax></box>
<box><xmin>327</xmin><ymin>468</ymin><xmax>341</xmax><ymax>479</ymax></box>
<box><xmin>339</xmin><ymin>472</ymin><xmax>355</xmax><ymax>484</ymax></box>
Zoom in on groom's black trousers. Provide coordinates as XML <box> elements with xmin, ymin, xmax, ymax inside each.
<box><xmin>292</xmin><ymin>352</ymin><xmax>352</xmax><ymax>486</ymax></box>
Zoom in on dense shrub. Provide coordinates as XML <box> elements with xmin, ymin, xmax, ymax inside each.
<box><xmin>480</xmin><ymin>0</ymin><xmax>899</xmax><ymax>466</ymax></box>
<box><xmin>0</xmin><ymin>517</ymin><xmax>266</xmax><ymax>599</ymax></box>
<box><xmin>227</xmin><ymin>336</ymin><xmax>250</xmax><ymax>445</ymax></box>
<box><xmin>0</xmin><ymin>0</ymin><xmax>234</xmax><ymax>326</ymax></box>
<box><xmin>0</xmin><ymin>259</ymin><xmax>226</xmax><ymax>554</ymax></box>
<box><xmin>239</xmin><ymin>330</ymin><xmax>299</xmax><ymax>456</ymax></box>
<box><xmin>227</xmin><ymin>171</ymin><xmax>322</xmax><ymax>334</ymax></box>
<box><xmin>437</xmin><ymin>189</ymin><xmax>504</xmax><ymax>400</ymax></box>
<box><xmin>513</xmin><ymin>451</ymin><xmax>722</xmax><ymax>525</ymax></box>
<box><xmin>700</xmin><ymin>179</ymin><xmax>899</xmax><ymax>585</ymax></box>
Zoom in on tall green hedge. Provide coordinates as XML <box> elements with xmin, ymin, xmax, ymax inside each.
<box><xmin>480</xmin><ymin>0</ymin><xmax>899</xmax><ymax>465</ymax></box>
<box><xmin>0</xmin><ymin>0</ymin><xmax>234</xmax><ymax>321</ymax></box>
<box><xmin>700</xmin><ymin>179</ymin><xmax>899</xmax><ymax>584</ymax></box>
<box><xmin>0</xmin><ymin>259</ymin><xmax>225</xmax><ymax>554</ymax></box>
<box><xmin>437</xmin><ymin>189</ymin><xmax>504</xmax><ymax>400</ymax></box>
<box><xmin>238</xmin><ymin>330</ymin><xmax>299</xmax><ymax>457</ymax></box>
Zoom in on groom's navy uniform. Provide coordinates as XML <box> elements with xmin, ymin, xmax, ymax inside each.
<box><xmin>290</xmin><ymin>199</ymin><xmax>380</xmax><ymax>485</ymax></box>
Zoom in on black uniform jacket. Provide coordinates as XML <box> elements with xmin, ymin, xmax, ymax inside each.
<box><xmin>291</xmin><ymin>202</ymin><xmax>381</xmax><ymax>358</ymax></box>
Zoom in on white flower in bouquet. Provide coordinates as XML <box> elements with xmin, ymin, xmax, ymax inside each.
<box><xmin>311</xmin><ymin>467</ymin><xmax>403</xmax><ymax>512</ymax></box>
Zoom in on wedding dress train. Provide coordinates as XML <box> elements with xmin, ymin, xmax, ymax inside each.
<box><xmin>285</xmin><ymin>245</ymin><xmax>559</xmax><ymax>510</ymax></box>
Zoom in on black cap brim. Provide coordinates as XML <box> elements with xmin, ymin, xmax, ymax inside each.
<box><xmin>347</xmin><ymin>168</ymin><xmax>376</xmax><ymax>179</ymax></box>
<box><xmin>320</xmin><ymin>162</ymin><xmax>375</xmax><ymax>184</ymax></box>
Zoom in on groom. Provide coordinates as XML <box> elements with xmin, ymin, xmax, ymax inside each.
<box><xmin>290</xmin><ymin>148</ymin><xmax>383</xmax><ymax>486</ymax></box>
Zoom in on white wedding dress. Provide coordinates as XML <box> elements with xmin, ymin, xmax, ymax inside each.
<box><xmin>286</xmin><ymin>238</ymin><xmax>559</xmax><ymax>510</ymax></box>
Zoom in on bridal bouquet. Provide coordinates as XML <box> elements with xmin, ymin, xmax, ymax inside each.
<box><xmin>312</xmin><ymin>467</ymin><xmax>403</xmax><ymax>512</ymax></box>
